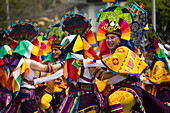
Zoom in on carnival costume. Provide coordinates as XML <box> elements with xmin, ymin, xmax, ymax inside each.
<box><xmin>86</xmin><ymin>3</ymin><xmax>169</xmax><ymax>112</ymax></box>
<box><xmin>0</xmin><ymin>30</ymin><xmax>13</xmax><ymax>111</ymax></box>
<box><xmin>84</xmin><ymin>16</ymin><xmax>169</xmax><ymax>113</ymax></box>
<box><xmin>1</xmin><ymin>20</ymin><xmax>63</xmax><ymax>113</ymax></box>
<box><xmin>0</xmin><ymin>20</ymin><xmax>42</xmax><ymax>113</ymax></box>
<box><xmin>34</xmin><ymin>23</ymin><xmax>67</xmax><ymax>113</ymax></box>
<box><xmin>140</xmin><ymin>27</ymin><xmax>170</xmax><ymax>108</ymax></box>
<box><xmin>57</xmin><ymin>10</ymin><xmax>103</xmax><ymax>113</ymax></box>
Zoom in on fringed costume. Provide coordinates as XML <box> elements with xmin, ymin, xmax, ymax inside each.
<box><xmin>1</xmin><ymin>20</ymin><xmax>41</xmax><ymax>113</ymax></box>
<box><xmin>57</xmin><ymin>10</ymin><xmax>103</xmax><ymax>113</ymax></box>
<box><xmin>140</xmin><ymin>29</ymin><xmax>170</xmax><ymax>109</ymax></box>
<box><xmin>0</xmin><ymin>30</ymin><xmax>13</xmax><ymax>111</ymax></box>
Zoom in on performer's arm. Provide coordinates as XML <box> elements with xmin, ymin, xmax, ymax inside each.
<box><xmin>28</xmin><ymin>68</ymin><xmax>64</xmax><ymax>85</ymax></box>
<box><xmin>30</xmin><ymin>60</ymin><xmax>64</xmax><ymax>72</ymax></box>
<box><xmin>89</xmin><ymin>67</ymin><xmax>116</xmax><ymax>80</ymax></box>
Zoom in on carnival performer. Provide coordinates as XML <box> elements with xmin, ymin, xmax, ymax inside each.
<box><xmin>28</xmin><ymin>31</ymin><xmax>67</xmax><ymax>113</ymax></box>
<box><xmin>40</xmin><ymin>42</ymin><xmax>67</xmax><ymax>113</ymax></box>
<box><xmin>39</xmin><ymin>37</ymin><xmax>67</xmax><ymax>112</ymax></box>
<box><xmin>57</xmin><ymin>11</ymin><xmax>103</xmax><ymax>113</ymax></box>
<box><xmin>140</xmin><ymin>37</ymin><xmax>170</xmax><ymax>109</ymax></box>
<box><xmin>140</xmin><ymin>45</ymin><xmax>157</xmax><ymax>96</ymax></box>
<box><xmin>1</xmin><ymin>40</ymin><xmax>64</xmax><ymax>113</ymax></box>
<box><xmin>1</xmin><ymin>21</ymin><xmax>64</xmax><ymax>113</ymax></box>
<box><xmin>83</xmin><ymin>18</ymin><xmax>169</xmax><ymax>113</ymax></box>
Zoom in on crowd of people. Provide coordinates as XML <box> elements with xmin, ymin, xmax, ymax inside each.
<box><xmin>0</xmin><ymin>1</ymin><xmax>170</xmax><ymax>113</ymax></box>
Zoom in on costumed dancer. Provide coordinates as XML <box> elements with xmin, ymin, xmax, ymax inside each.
<box><xmin>140</xmin><ymin>33</ymin><xmax>170</xmax><ymax>108</ymax></box>
<box><xmin>1</xmin><ymin>20</ymin><xmax>64</xmax><ymax>113</ymax></box>
<box><xmin>28</xmin><ymin>23</ymin><xmax>67</xmax><ymax>113</ymax></box>
<box><xmin>83</xmin><ymin>18</ymin><xmax>169</xmax><ymax>113</ymax></box>
<box><xmin>141</xmin><ymin>45</ymin><xmax>157</xmax><ymax>95</ymax></box>
<box><xmin>57</xmin><ymin>10</ymin><xmax>103</xmax><ymax>113</ymax></box>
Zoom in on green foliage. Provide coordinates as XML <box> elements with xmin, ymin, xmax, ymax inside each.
<box><xmin>126</xmin><ymin>0</ymin><xmax>170</xmax><ymax>43</ymax></box>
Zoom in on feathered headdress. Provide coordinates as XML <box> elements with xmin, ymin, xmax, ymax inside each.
<box><xmin>46</xmin><ymin>23</ymin><xmax>67</xmax><ymax>53</ymax></box>
<box><xmin>97</xmin><ymin>18</ymin><xmax>131</xmax><ymax>57</ymax></box>
<box><xmin>97</xmin><ymin>18</ymin><xmax>130</xmax><ymax>41</ymax></box>
<box><xmin>96</xmin><ymin>2</ymin><xmax>134</xmax><ymax>57</ymax></box>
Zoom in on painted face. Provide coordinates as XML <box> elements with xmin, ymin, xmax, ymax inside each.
<box><xmin>52</xmin><ymin>47</ymin><xmax>61</xmax><ymax>59</ymax></box>
<box><xmin>106</xmin><ymin>34</ymin><xmax>120</xmax><ymax>51</ymax></box>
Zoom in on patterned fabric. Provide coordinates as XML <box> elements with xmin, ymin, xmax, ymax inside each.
<box><xmin>57</xmin><ymin>91</ymin><xmax>81</xmax><ymax>113</ymax></box>
<box><xmin>142</xmin><ymin>83</ymin><xmax>157</xmax><ymax>96</ymax></box>
<box><xmin>8</xmin><ymin>21</ymin><xmax>39</xmax><ymax>43</ymax></box>
<box><xmin>128</xmin><ymin>2</ymin><xmax>147</xmax><ymax>48</ymax></box>
<box><xmin>158</xmin><ymin>86</ymin><xmax>170</xmax><ymax>92</ymax></box>
<box><xmin>108</xmin><ymin>90</ymin><xmax>136</xmax><ymax>113</ymax></box>
<box><xmin>34</xmin><ymin>87</ymin><xmax>45</xmax><ymax>111</ymax></box>
<box><xmin>1</xmin><ymin>101</ymin><xmax>22</xmax><ymax>113</ymax></box>
<box><xmin>78</xmin><ymin>105</ymin><xmax>98</xmax><ymax>113</ymax></box>
<box><xmin>148</xmin><ymin>61</ymin><xmax>170</xmax><ymax>85</ymax></box>
<box><xmin>57</xmin><ymin>88</ymin><xmax>100</xmax><ymax>113</ymax></box>
<box><xmin>45</xmin><ymin>105</ymin><xmax>53</xmax><ymax>113</ymax></box>
<box><xmin>13</xmin><ymin>40</ymin><xmax>39</xmax><ymax>58</ymax></box>
<box><xmin>62</xmin><ymin>14</ymin><xmax>91</xmax><ymax>36</ymax></box>
<box><xmin>109</xmin><ymin>104</ymin><xmax>123</xmax><ymax>113</ymax></box>
<box><xmin>0</xmin><ymin>45</ymin><xmax>12</xmax><ymax>88</ymax></box>
<box><xmin>97</xmin><ymin>6</ymin><xmax>134</xmax><ymax>25</ymax></box>
<box><xmin>128</xmin><ymin>2</ymin><xmax>145</xmax><ymax>16</ymax></box>
<box><xmin>8</xmin><ymin>57</ymin><xmax>30</xmax><ymax>98</ymax></box>
<box><xmin>94</xmin><ymin>91</ymin><xmax>104</xmax><ymax>109</ymax></box>
<box><xmin>92</xmin><ymin>67</ymin><xmax>104</xmax><ymax>80</ymax></box>
<box><xmin>101</xmin><ymin>46</ymin><xmax>148</xmax><ymax>75</ymax></box>
<box><xmin>118</xmin><ymin>87</ymin><xmax>146</xmax><ymax>113</ymax></box>
<box><xmin>43</xmin><ymin>79</ymin><xmax>61</xmax><ymax>94</ymax></box>
<box><xmin>14</xmin><ymin>90</ymin><xmax>36</xmax><ymax>102</ymax></box>
<box><xmin>1</xmin><ymin>91</ymin><xmax>37</xmax><ymax>113</ymax></box>
<box><xmin>71</xmin><ymin>82</ymin><xmax>95</xmax><ymax>92</ymax></box>
<box><xmin>0</xmin><ymin>91</ymin><xmax>12</xmax><ymax>111</ymax></box>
